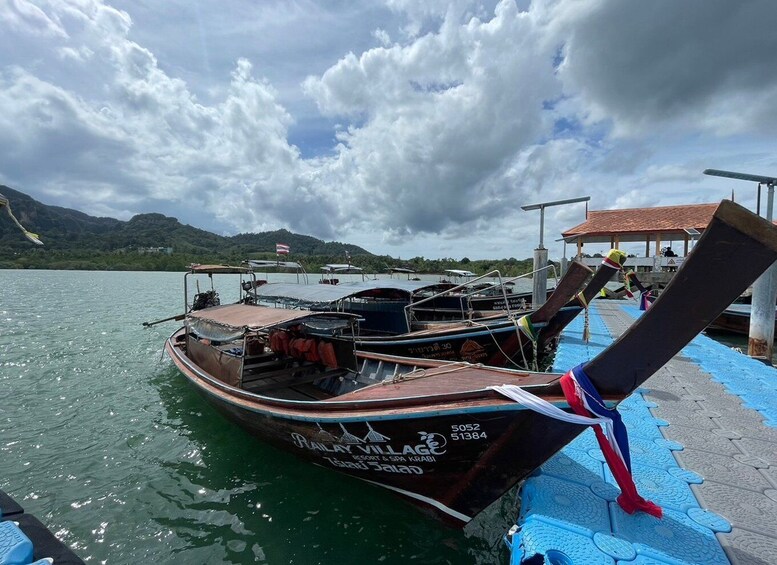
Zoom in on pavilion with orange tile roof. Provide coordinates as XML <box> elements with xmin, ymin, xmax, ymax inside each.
<box><xmin>562</xmin><ymin>202</ymin><xmax>719</xmax><ymax>259</ymax></box>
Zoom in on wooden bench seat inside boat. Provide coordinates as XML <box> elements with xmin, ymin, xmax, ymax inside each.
<box><xmin>242</xmin><ymin>364</ymin><xmax>345</xmax><ymax>394</ymax></box>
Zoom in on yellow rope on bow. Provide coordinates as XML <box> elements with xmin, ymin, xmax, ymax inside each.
<box><xmin>603</xmin><ymin>249</ymin><xmax>627</xmax><ymax>269</ymax></box>
<box><xmin>623</xmin><ymin>269</ymin><xmax>635</xmax><ymax>299</ymax></box>
<box><xmin>515</xmin><ymin>315</ymin><xmax>539</xmax><ymax>371</ymax></box>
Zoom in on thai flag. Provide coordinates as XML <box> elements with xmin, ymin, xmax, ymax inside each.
<box><xmin>560</xmin><ymin>364</ymin><xmax>662</xmax><ymax>518</ymax></box>
<box><xmin>276</xmin><ymin>243</ymin><xmax>290</xmax><ymax>255</ymax></box>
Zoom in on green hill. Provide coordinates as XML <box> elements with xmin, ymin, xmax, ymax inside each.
<box><xmin>0</xmin><ymin>186</ymin><xmax>536</xmax><ymax>276</ymax></box>
<box><xmin>0</xmin><ymin>186</ymin><xmax>371</xmax><ymax>270</ymax></box>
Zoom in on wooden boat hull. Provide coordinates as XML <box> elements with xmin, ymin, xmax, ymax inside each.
<box><xmin>707</xmin><ymin>304</ymin><xmax>777</xmax><ymax>335</ymax></box>
<box><xmin>537</xmin><ymin>256</ymin><xmax>624</xmax><ymax>352</ymax></box>
<box><xmin>166</xmin><ymin>336</ymin><xmax>580</xmax><ymax>525</ymax></box>
<box><xmin>343</xmin><ymin>320</ymin><xmax>529</xmax><ymax>367</ymax></box>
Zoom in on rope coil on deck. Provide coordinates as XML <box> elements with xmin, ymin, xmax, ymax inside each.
<box><xmin>385</xmin><ymin>361</ymin><xmax>484</xmax><ymax>384</ymax></box>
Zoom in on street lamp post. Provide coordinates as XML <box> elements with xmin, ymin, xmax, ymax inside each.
<box><xmin>704</xmin><ymin>169</ymin><xmax>777</xmax><ymax>362</ymax></box>
<box><xmin>522</xmin><ymin>196</ymin><xmax>590</xmax><ymax>308</ymax></box>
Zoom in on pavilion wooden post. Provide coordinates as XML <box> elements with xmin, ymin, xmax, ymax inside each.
<box><xmin>645</xmin><ymin>236</ymin><xmax>650</xmax><ymax>257</ymax></box>
<box><xmin>683</xmin><ymin>234</ymin><xmax>689</xmax><ymax>256</ymax></box>
<box><xmin>576</xmin><ymin>238</ymin><xmax>583</xmax><ymax>259</ymax></box>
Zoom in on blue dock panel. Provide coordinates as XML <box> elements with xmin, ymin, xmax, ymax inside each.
<box><xmin>0</xmin><ymin>490</ymin><xmax>84</xmax><ymax>565</ymax></box>
<box><xmin>505</xmin><ymin>302</ymin><xmax>738</xmax><ymax>565</ymax></box>
<box><xmin>0</xmin><ymin>521</ymin><xmax>33</xmax><ymax>565</ymax></box>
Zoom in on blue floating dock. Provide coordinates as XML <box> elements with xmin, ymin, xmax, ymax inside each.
<box><xmin>505</xmin><ymin>300</ymin><xmax>777</xmax><ymax>565</ymax></box>
<box><xmin>0</xmin><ymin>489</ymin><xmax>84</xmax><ymax>565</ymax></box>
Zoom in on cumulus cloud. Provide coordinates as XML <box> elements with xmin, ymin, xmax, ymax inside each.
<box><xmin>551</xmin><ymin>0</ymin><xmax>777</xmax><ymax>137</ymax></box>
<box><xmin>1</xmin><ymin>0</ymin><xmax>776</xmax><ymax>260</ymax></box>
<box><xmin>0</xmin><ymin>0</ymin><xmax>335</xmax><ymax>235</ymax></box>
<box><xmin>0</xmin><ymin>0</ymin><xmax>68</xmax><ymax>38</ymax></box>
<box><xmin>305</xmin><ymin>0</ymin><xmax>561</xmax><ymax>235</ymax></box>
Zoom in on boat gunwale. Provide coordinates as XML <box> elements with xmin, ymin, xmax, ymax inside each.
<box><xmin>165</xmin><ymin>332</ymin><xmax>567</xmax><ymax>418</ymax></box>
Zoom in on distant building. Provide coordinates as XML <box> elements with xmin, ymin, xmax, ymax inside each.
<box><xmin>562</xmin><ymin>203</ymin><xmax>717</xmax><ymax>258</ymax></box>
<box><xmin>561</xmin><ymin>202</ymin><xmax>719</xmax><ymax>275</ymax></box>
<box><xmin>137</xmin><ymin>246</ymin><xmax>173</xmax><ymax>255</ymax></box>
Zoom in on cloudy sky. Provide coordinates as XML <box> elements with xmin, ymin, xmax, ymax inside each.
<box><xmin>2</xmin><ymin>0</ymin><xmax>776</xmax><ymax>259</ymax></box>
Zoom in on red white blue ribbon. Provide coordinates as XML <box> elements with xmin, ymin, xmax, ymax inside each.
<box><xmin>560</xmin><ymin>364</ymin><xmax>663</xmax><ymax>518</ymax></box>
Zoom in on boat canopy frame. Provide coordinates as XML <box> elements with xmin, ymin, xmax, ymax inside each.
<box><xmin>184</xmin><ymin>264</ymin><xmax>257</xmax><ymax>313</ymax></box>
<box><xmin>244</xmin><ymin>259</ymin><xmax>309</xmax><ymax>284</ymax></box>
<box><xmin>405</xmin><ymin>264</ymin><xmax>559</xmax><ymax>327</ymax></box>
<box><xmin>185</xmin><ymin>303</ymin><xmax>359</xmax><ymax>342</ymax></box>
<box><xmin>253</xmin><ymin>280</ymin><xmax>454</xmax><ymax>310</ymax></box>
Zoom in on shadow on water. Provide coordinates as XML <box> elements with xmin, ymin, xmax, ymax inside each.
<box><xmin>149</xmin><ymin>367</ymin><xmax>514</xmax><ymax>564</ymax></box>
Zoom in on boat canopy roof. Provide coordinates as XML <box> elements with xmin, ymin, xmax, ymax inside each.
<box><xmin>254</xmin><ymin>280</ymin><xmax>451</xmax><ymax>304</ymax></box>
<box><xmin>186</xmin><ymin>304</ymin><xmax>356</xmax><ymax>341</ymax></box>
<box><xmin>188</xmin><ymin>304</ymin><xmax>322</xmax><ymax>329</ymax></box>
<box><xmin>188</xmin><ymin>264</ymin><xmax>253</xmax><ymax>275</ymax></box>
<box><xmin>321</xmin><ymin>264</ymin><xmax>364</xmax><ymax>273</ymax></box>
<box><xmin>246</xmin><ymin>260</ymin><xmax>305</xmax><ymax>270</ymax></box>
<box><xmin>389</xmin><ymin>267</ymin><xmax>415</xmax><ymax>273</ymax></box>
<box><xmin>444</xmin><ymin>269</ymin><xmax>476</xmax><ymax>277</ymax></box>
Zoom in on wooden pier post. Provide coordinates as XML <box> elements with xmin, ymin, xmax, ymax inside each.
<box><xmin>749</xmin><ymin>184</ymin><xmax>777</xmax><ymax>362</ymax></box>
<box><xmin>748</xmin><ymin>268</ymin><xmax>777</xmax><ymax>362</ymax></box>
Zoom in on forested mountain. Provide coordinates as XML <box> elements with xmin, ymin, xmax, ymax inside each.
<box><xmin>0</xmin><ymin>186</ymin><xmax>121</xmax><ymax>250</ymax></box>
<box><xmin>0</xmin><ymin>186</ymin><xmax>369</xmax><ymax>269</ymax></box>
<box><xmin>0</xmin><ymin>186</ymin><xmax>534</xmax><ymax>275</ymax></box>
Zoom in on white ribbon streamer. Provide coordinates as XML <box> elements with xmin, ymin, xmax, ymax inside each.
<box><xmin>489</xmin><ymin>384</ymin><xmax>609</xmax><ymax>427</ymax></box>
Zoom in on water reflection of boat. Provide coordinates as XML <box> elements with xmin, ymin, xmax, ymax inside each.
<box><xmin>163</xmin><ymin>200</ymin><xmax>777</xmax><ymax>526</ymax></box>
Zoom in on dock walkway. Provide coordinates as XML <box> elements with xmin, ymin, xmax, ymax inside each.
<box><xmin>505</xmin><ymin>300</ymin><xmax>777</xmax><ymax>565</ymax></box>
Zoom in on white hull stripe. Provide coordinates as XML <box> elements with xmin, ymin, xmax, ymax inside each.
<box><xmin>361</xmin><ymin>478</ymin><xmax>472</xmax><ymax>523</ymax></box>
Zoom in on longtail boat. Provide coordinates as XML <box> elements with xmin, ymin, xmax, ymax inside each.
<box><xmin>536</xmin><ymin>249</ymin><xmax>629</xmax><ymax>352</ymax></box>
<box><xmin>164</xmin><ymin>200</ymin><xmax>777</xmax><ymax>525</ymax></box>
<box><xmin>341</xmin><ymin>261</ymin><xmax>593</xmax><ymax>368</ymax></box>
<box><xmin>413</xmin><ymin>267</ymin><xmax>558</xmax><ymax>316</ymax></box>
<box><xmin>255</xmin><ymin>260</ymin><xmax>592</xmax><ymax>369</ymax></box>
<box><xmin>707</xmin><ymin>303</ymin><xmax>777</xmax><ymax>335</ymax></box>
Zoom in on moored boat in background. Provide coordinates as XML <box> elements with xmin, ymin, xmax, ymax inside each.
<box><xmin>707</xmin><ymin>303</ymin><xmax>777</xmax><ymax>335</ymax></box>
<box><xmin>255</xmin><ymin>261</ymin><xmax>592</xmax><ymax>369</ymax></box>
<box><xmin>536</xmin><ymin>249</ymin><xmax>629</xmax><ymax>353</ymax></box>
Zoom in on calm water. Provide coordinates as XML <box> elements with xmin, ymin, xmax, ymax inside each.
<box><xmin>0</xmin><ymin>270</ymin><xmax>515</xmax><ymax>564</ymax></box>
